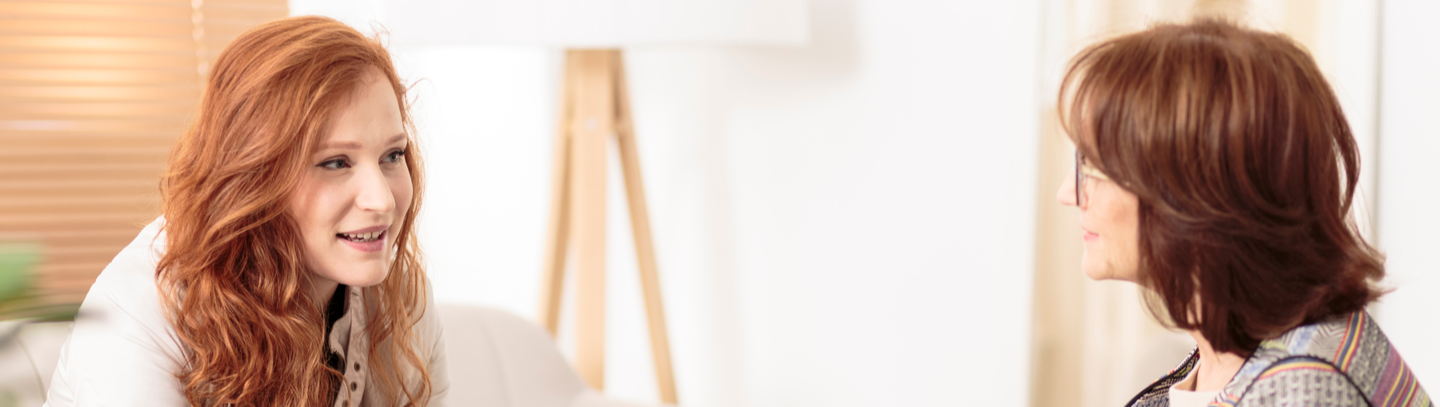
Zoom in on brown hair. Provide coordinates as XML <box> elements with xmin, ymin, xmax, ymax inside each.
<box><xmin>157</xmin><ymin>16</ymin><xmax>432</xmax><ymax>406</ymax></box>
<box><xmin>1058</xmin><ymin>19</ymin><xmax>1384</xmax><ymax>355</ymax></box>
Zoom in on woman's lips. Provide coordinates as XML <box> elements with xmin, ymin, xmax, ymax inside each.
<box><xmin>340</xmin><ymin>230</ymin><xmax>386</xmax><ymax>253</ymax></box>
<box><xmin>1083</xmin><ymin>229</ymin><xmax>1099</xmax><ymax>242</ymax></box>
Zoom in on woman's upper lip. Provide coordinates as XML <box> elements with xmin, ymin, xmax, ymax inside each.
<box><xmin>340</xmin><ymin>225</ymin><xmax>388</xmax><ymax>234</ymax></box>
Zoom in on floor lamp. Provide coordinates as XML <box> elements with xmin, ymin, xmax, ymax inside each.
<box><xmin>388</xmin><ymin>2</ymin><xmax>808</xmax><ymax>403</ymax></box>
<box><xmin>538</xmin><ymin>48</ymin><xmax>671</xmax><ymax>398</ymax></box>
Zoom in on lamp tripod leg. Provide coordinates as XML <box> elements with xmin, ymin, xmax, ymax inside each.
<box><xmin>538</xmin><ymin>51</ymin><xmax>581</xmax><ymax>337</ymax></box>
<box><xmin>612</xmin><ymin>54</ymin><xmax>679</xmax><ymax>405</ymax></box>
<box><xmin>569</xmin><ymin>50</ymin><xmax>615</xmax><ymax>390</ymax></box>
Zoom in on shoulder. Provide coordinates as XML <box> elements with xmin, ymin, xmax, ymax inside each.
<box><xmin>47</xmin><ymin>217</ymin><xmax>190</xmax><ymax>406</ymax></box>
<box><xmin>1234</xmin><ymin>358</ymin><xmax>1364</xmax><ymax>407</ymax></box>
<box><xmin>358</xmin><ymin>277</ymin><xmax>450</xmax><ymax>406</ymax></box>
<box><xmin>1223</xmin><ymin>312</ymin><xmax>1431</xmax><ymax>407</ymax></box>
<box><xmin>416</xmin><ymin>278</ymin><xmax>450</xmax><ymax>403</ymax></box>
<box><xmin>1273</xmin><ymin>311</ymin><xmax>1427</xmax><ymax>402</ymax></box>
<box><xmin>72</xmin><ymin>217</ymin><xmax>175</xmax><ymax>341</ymax></box>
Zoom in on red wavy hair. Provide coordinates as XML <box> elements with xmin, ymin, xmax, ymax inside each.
<box><xmin>157</xmin><ymin>16</ymin><xmax>431</xmax><ymax>406</ymax></box>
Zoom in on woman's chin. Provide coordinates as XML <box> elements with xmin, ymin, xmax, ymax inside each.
<box><xmin>345</xmin><ymin>270</ymin><xmax>389</xmax><ymax>288</ymax></box>
<box><xmin>1082</xmin><ymin>267</ymin><xmax>1110</xmax><ymax>281</ymax></box>
<box><xmin>321</xmin><ymin>263</ymin><xmax>390</xmax><ymax>288</ymax></box>
<box><xmin>1081</xmin><ymin>258</ymin><xmax>1120</xmax><ymax>281</ymax></box>
<box><xmin>1080</xmin><ymin>253</ymin><xmax>1106</xmax><ymax>280</ymax></box>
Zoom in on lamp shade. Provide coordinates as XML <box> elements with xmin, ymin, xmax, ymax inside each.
<box><xmin>383</xmin><ymin>0</ymin><xmax>808</xmax><ymax>47</ymax></box>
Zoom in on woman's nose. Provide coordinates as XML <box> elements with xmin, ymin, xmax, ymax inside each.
<box><xmin>355</xmin><ymin>165</ymin><xmax>396</xmax><ymax>213</ymax></box>
<box><xmin>1057</xmin><ymin>168</ymin><xmax>1078</xmax><ymax>207</ymax></box>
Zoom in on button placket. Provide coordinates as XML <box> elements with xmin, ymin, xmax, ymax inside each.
<box><xmin>346</xmin><ymin>286</ymin><xmax>368</xmax><ymax>405</ymax></box>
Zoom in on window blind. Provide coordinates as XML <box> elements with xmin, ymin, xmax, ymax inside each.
<box><xmin>0</xmin><ymin>0</ymin><xmax>287</xmax><ymax>306</ymax></box>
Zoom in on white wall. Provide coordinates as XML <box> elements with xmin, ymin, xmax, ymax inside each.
<box><xmin>293</xmin><ymin>0</ymin><xmax>1045</xmax><ymax>406</ymax></box>
<box><xmin>627</xmin><ymin>3</ymin><xmax>1042</xmax><ymax>405</ymax></box>
<box><xmin>1375</xmin><ymin>0</ymin><xmax>1440</xmax><ymax>384</ymax></box>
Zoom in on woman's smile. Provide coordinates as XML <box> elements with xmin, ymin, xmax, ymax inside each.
<box><xmin>338</xmin><ymin>225</ymin><xmax>389</xmax><ymax>253</ymax></box>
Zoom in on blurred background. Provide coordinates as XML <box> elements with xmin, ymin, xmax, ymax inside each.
<box><xmin>1</xmin><ymin>0</ymin><xmax>1437</xmax><ymax>406</ymax></box>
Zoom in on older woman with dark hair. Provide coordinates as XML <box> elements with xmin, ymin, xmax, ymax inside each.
<box><xmin>1057</xmin><ymin>19</ymin><xmax>1430</xmax><ymax>407</ymax></box>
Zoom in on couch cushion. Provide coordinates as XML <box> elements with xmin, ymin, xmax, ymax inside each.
<box><xmin>437</xmin><ymin>304</ymin><xmax>586</xmax><ymax>407</ymax></box>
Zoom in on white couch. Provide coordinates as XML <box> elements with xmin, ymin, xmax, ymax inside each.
<box><xmin>0</xmin><ymin>320</ymin><xmax>67</xmax><ymax>406</ymax></box>
<box><xmin>0</xmin><ymin>305</ymin><xmax>662</xmax><ymax>407</ymax></box>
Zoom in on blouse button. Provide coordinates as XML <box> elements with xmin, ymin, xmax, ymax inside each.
<box><xmin>351</xmin><ymin>382</ymin><xmax>358</xmax><ymax>391</ymax></box>
<box><xmin>354</xmin><ymin>362</ymin><xmax>361</xmax><ymax>372</ymax></box>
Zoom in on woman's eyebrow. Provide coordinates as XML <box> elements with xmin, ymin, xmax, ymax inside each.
<box><xmin>318</xmin><ymin>134</ymin><xmax>406</xmax><ymax>150</ymax></box>
<box><xmin>319</xmin><ymin>141</ymin><xmax>362</xmax><ymax>150</ymax></box>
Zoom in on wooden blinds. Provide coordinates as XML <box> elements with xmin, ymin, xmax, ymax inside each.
<box><xmin>0</xmin><ymin>0</ymin><xmax>288</xmax><ymax>306</ymax></box>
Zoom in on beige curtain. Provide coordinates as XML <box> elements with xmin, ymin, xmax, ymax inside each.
<box><xmin>0</xmin><ymin>0</ymin><xmax>288</xmax><ymax>307</ymax></box>
<box><xmin>1028</xmin><ymin>1</ymin><xmax>1380</xmax><ymax>406</ymax></box>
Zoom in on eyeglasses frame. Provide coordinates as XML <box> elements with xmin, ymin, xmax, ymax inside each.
<box><xmin>1075</xmin><ymin>150</ymin><xmax>1112</xmax><ymax>207</ymax></box>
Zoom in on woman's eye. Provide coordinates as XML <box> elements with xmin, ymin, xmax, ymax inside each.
<box><xmin>383</xmin><ymin>149</ymin><xmax>407</xmax><ymax>164</ymax></box>
<box><xmin>318</xmin><ymin>158</ymin><xmax>349</xmax><ymax>170</ymax></box>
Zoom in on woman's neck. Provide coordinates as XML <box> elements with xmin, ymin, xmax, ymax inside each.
<box><xmin>311</xmin><ymin>278</ymin><xmax>340</xmax><ymax>311</ymax></box>
<box><xmin>1187</xmin><ymin>330</ymin><xmax>1247</xmax><ymax>392</ymax></box>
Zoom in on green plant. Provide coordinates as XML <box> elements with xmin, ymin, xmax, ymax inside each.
<box><xmin>0</xmin><ymin>244</ymin><xmax>77</xmax><ymax>324</ymax></box>
<box><xmin>0</xmin><ymin>244</ymin><xmax>73</xmax><ymax>404</ymax></box>
<box><xmin>0</xmin><ymin>245</ymin><xmax>36</xmax><ymax>306</ymax></box>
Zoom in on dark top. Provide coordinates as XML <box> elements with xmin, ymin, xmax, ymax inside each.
<box><xmin>324</xmin><ymin>284</ymin><xmax>348</xmax><ymax>397</ymax></box>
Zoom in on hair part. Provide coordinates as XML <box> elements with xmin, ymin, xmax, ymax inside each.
<box><xmin>158</xmin><ymin>16</ymin><xmax>431</xmax><ymax>406</ymax></box>
<box><xmin>1058</xmin><ymin>18</ymin><xmax>1384</xmax><ymax>355</ymax></box>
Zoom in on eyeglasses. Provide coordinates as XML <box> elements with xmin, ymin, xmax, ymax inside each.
<box><xmin>1075</xmin><ymin>150</ymin><xmax>1111</xmax><ymax>207</ymax></box>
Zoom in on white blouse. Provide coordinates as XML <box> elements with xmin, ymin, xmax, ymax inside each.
<box><xmin>1168</xmin><ymin>365</ymin><xmax>1221</xmax><ymax>407</ymax></box>
<box><xmin>43</xmin><ymin>218</ymin><xmax>450</xmax><ymax>406</ymax></box>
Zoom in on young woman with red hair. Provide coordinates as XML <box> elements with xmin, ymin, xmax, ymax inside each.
<box><xmin>44</xmin><ymin>16</ymin><xmax>448</xmax><ymax>406</ymax></box>
<box><xmin>1057</xmin><ymin>19</ymin><xmax>1429</xmax><ymax>407</ymax></box>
